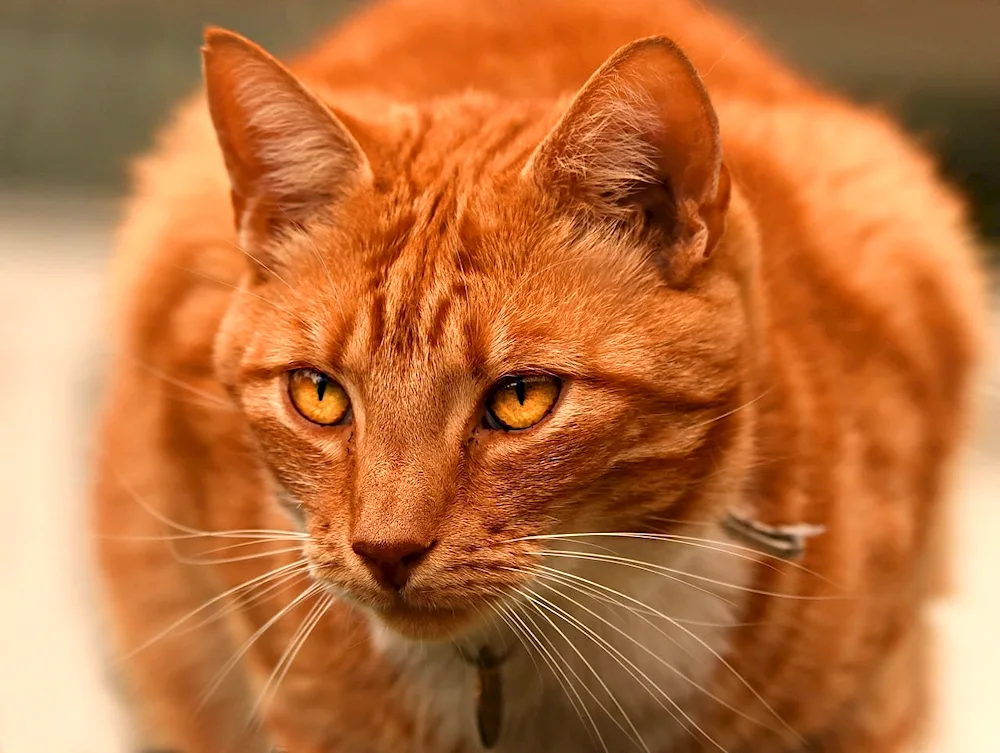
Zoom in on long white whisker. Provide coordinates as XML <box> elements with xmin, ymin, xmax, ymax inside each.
<box><xmin>691</xmin><ymin>388</ymin><xmax>772</xmax><ymax>429</ymax></box>
<box><xmin>167</xmin><ymin>537</ymin><xmax>308</xmax><ymax>557</ymax></box>
<box><xmin>537</xmin><ymin>550</ymin><xmax>837</xmax><ymax>601</ymax></box>
<box><xmin>198</xmin><ymin>582</ymin><xmax>323</xmax><ymax>709</ymax></box>
<box><xmin>531</xmin><ymin>566</ymin><xmax>780</xmax><ymax>734</ymax></box>
<box><xmin>537</xmin><ymin>566</ymin><xmax>803</xmax><ymax>745</ymax></box>
<box><xmin>282</xmin><ymin>212</ymin><xmax>346</xmax><ymax>318</ymax></box>
<box><xmin>523</xmin><ymin>566</ymin><xmax>751</xmax><ymax>627</ymax></box>
<box><xmin>519</xmin><ymin>586</ymin><xmax>709</xmax><ymax>750</ymax></box>
<box><xmin>114</xmin><ymin>475</ymin><xmax>304</xmax><ymax>544</ymax></box>
<box><xmin>172</xmin><ymin>569</ymin><xmax>311</xmax><ymax>648</ymax></box>
<box><xmin>489</xmin><ymin>600</ymin><xmax>544</xmax><ymax>683</ymax></box>
<box><xmin>224</xmin><ymin>238</ymin><xmax>296</xmax><ymax>292</ymax></box>
<box><xmin>504</xmin><ymin>599</ymin><xmax>602</xmax><ymax>751</ymax></box>
<box><xmin>537</xmin><ymin>550</ymin><xmax>737</xmax><ymax>607</ymax></box>
<box><xmin>169</xmin><ymin>545</ymin><xmax>306</xmax><ymax>567</ymax></box>
<box><xmin>120</xmin><ymin>560</ymin><xmax>310</xmax><ymax>661</ymax></box>
<box><xmin>529</xmin><ymin>565</ymin><xmax>698</xmax><ymax>666</ymax></box>
<box><xmin>511</xmin><ymin>532</ymin><xmax>833</xmax><ymax>584</ymax></box>
<box><xmin>520</xmin><ymin>586</ymin><xmax>650</xmax><ymax>752</ymax></box>
<box><xmin>96</xmin><ymin>530</ymin><xmax>307</xmax><ymax>543</ymax></box>
<box><xmin>126</xmin><ymin>358</ymin><xmax>235</xmax><ymax>410</ymax></box>
<box><xmin>176</xmin><ymin>265</ymin><xmax>311</xmax><ymax>326</ymax></box>
<box><xmin>250</xmin><ymin>590</ymin><xmax>334</xmax><ymax>722</ymax></box>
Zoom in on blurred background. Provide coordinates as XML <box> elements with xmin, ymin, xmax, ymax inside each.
<box><xmin>0</xmin><ymin>1</ymin><xmax>996</xmax><ymax>752</ymax></box>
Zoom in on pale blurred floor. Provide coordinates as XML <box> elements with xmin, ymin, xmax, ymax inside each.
<box><xmin>0</xmin><ymin>193</ymin><xmax>997</xmax><ymax>753</ymax></box>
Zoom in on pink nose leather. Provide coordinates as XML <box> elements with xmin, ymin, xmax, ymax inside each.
<box><xmin>351</xmin><ymin>538</ymin><xmax>435</xmax><ymax>590</ymax></box>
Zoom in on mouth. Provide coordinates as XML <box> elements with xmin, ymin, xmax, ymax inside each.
<box><xmin>317</xmin><ymin>575</ymin><xmax>501</xmax><ymax>641</ymax></box>
<box><xmin>375</xmin><ymin>600</ymin><xmax>486</xmax><ymax>640</ymax></box>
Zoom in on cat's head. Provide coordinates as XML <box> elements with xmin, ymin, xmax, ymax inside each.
<box><xmin>204</xmin><ymin>29</ymin><xmax>757</xmax><ymax>640</ymax></box>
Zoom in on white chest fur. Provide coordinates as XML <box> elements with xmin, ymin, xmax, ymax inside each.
<box><xmin>371</xmin><ymin>529</ymin><xmax>752</xmax><ymax>753</ymax></box>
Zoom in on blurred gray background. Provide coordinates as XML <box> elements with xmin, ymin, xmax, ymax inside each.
<box><xmin>0</xmin><ymin>2</ymin><xmax>997</xmax><ymax>752</ymax></box>
<box><xmin>1</xmin><ymin>0</ymin><xmax>998</xmax><ymax>240</ymax></box>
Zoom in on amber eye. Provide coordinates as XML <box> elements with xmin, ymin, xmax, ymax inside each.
<box><xmin>288</xmin><ymin>368</ymin><xmax>351</xmax><ymax>426</ymax></box>
<box><xmin>484</xmin><ymin>375</ymin><xmax>561</xmax><ymax>431</ymax></box>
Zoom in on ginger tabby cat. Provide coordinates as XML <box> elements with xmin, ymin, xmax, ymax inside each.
<box><xmin>92</xmin><ymin>0</ymin><xmax>987</xmax><ymax>751</ymax></box>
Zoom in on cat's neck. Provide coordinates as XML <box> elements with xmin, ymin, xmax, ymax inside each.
<box><xmin>368</xmin><ymin>523</ymin><xmax>753</xmax><ymax>753</ymax></box>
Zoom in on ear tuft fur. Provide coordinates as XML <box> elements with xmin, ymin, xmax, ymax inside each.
<box><xmin>201</xmin><ymin>28</ymin><xmax>371</xmax><ymax>238</ymax></box>
<box><xmin>526</xmin><ymin>36</ymin><xmax>731</xmax><ymax>283</ymax></box>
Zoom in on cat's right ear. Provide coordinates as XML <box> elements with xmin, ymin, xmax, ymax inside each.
<box><xmin>524</xmin><ymin>37</ymin><xmax>730</xmax><ymax>287</ymax></box>
<box><xmin>202</xmin><ymin>28</ymin><xmax>371</xmax><ymax>241</ymax></box>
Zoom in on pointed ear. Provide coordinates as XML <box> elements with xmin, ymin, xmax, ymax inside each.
<box><xmin>201</xmin><ymin>28</ymin><xmax>371</xmax><ymax>241</ymax></box>
<box><xmin>525</xmin><ymin>37</ymin><xmax>730</xmax><ymax>285</ymax></box>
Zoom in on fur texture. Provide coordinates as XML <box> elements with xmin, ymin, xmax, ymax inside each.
<box><xmin>92</xmin><ymin>1</ymin><xmax>987</xmax><ymax>752</ymax></box>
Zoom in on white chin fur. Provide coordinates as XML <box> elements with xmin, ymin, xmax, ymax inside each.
<box><xmin>369</xmin><ymin>525</ymin><xmax>752</xmax><ymax>753</ymax></box>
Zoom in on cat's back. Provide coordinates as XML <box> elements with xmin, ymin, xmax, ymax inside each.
<box><xmin>296</xmin><ymin>0</ymin><xmax>807</xmax><ymax>101</ymax></box>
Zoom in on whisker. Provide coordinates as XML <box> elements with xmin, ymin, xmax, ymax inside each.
<box><xmin>537</xmin><ymin>550</ymin><xmax>737</xmax><ymax>608</ymax></box>
<box><xmin>96</xmin><ymin>531</ymin><xmax>306</xmax><ymax>543</ymax></box>
<box><xmin>533</xmin><ymin>563</ymin><xmax>765</xmax><ymax>630</ymax></box>
<box><xmin>503</xmin><ymin>600</ymin><xmax>602</xmax><ymax>751</ymax></box>
<box><xmin>282</xmin><ymin>212</ymin><xmax>346</xmax><ymax>317</ymax></box>
<box><xmin>530</xmin><ymin>566</ymin><xmax>780</xmax><ymax>733</ymax></box>
<box><xmin>520</xmin><ymin>586</ymin><xmax>650</xmax><ymax>752</ymax></box>
<box><xmin>115</xmin><ymin>530</ymin><xmax>305</xmax><ymax>548</ymax></box>
<box><xmin>197</xmin><ymin>581</ymin><xmax>323</xmax><ymax>709</ymax></box>
<box><xmin>175</xmin><ymin>265</ymin><xmax>311</xmax><ymax>326</ymax></box>
<box><xmin>522</xmin><ymin>562</ymin><xmax>741</xmax><ymax>627</ymax></box>
<box><xmin>691</xmin><ymin>388</ymin><xmax>772</xmax><ymax>429</ymax></box>
<box><xmin>511</xmin><ymin>532</ymin><xmax>834</xmax><ymax>585</ymax></box>
<box><xmin>250</xmin><ymin>590</ymin><xmax>335</xmax><ymax>723</ymax></box>
<box><xmin>165</xmin><ymin>395</ymin><xmax>240</xmax><ymax>412</ymax></box>
<box><xmin>530</xmin><ymin>565</ymin><xmax>697</xmax><ymax>664</ymax></box>
<box><xmin>186</xmin><ymin>537</ymin><xmax>308</xmax><ymax>558</ymax></box>
<box><xmin>536</xmin><ymin>549</ymin><xmax>838</xmax><ymax>601</ymax></box>
<box><xmin>120</xmin><ymin>559</ymin><xmax>310</xmax><ymax>661</ymax></box>
<box><xmin>125</xmin><ymin>358</ymin><xmax>235</xmax><ymax>410</ymax></box>
<box><xmin>224</xmin><ymin>238</ymin><xmax>296</xmax><ymax>292</ymax></box>
<box><xmin>169</xmin><ymin>544</ymin><xmax>306</xmax><ymax>567</ymax></box>
<box><xmin>519</xmin><ymin>586</ymin><xmax>709</xmax><ymax>750</ymax></box>
<box><xmin>171</xmin><ymin>569</ymin><xmax>311</xmax><ymax>648</ymax></box>
<box><xmin>489</xmin><ymin>600</ymin><xmax>544</xmax><ymax>684</ymax></box>
<box><xmin>534</xmin><ymin>566</ymin><xmax>803</xmax><ymax>745</ymax></box>
<box><xmin>114</xmin><ymin>474</ymin><xmax>305</xmax><ymax>544</ymax></box>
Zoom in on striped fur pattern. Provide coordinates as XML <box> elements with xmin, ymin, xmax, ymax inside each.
<box><xmin>92</xmin><ymin>1</ymin><xmax>987</xmax><ymax>752</ymax></box>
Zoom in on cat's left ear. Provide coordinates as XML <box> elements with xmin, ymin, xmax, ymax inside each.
<box><xmin>202</xmin><ymin>28</ymin><xmax>371</xmax><ymax>242</ymax></box>
<box><xmin>525</xmin><ymin>37</ymin><xmax>731</xmax><ymax>285</ymax></box>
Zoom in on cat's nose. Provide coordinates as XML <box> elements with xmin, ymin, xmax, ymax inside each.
<box><xmin>351</xmin><ymin>537</ymin><xmax>436</xmax><ymax>590</ymax></box>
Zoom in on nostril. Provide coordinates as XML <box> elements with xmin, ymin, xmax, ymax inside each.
<box><xmin>351</xmin><ymin>538</ymin><xmax>436</xmax><ymax>590</ymax></box>
<box><xmin>351</xmin><ymin>539</ymin><xmax>435</xmax><ymax>565</ymax></box>
<box><xmin>401</xmin><ymin>544</ymin><xmax>434</xmax><ymax>567</ymax></box>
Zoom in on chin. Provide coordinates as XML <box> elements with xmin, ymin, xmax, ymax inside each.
<box><xmin>317</xmin><ymin>570</ymin><xmax>513</xmax><ymax>642</ymax></box>
<box><xmin>373</xmin><ymin>602</ymin><xmax>486</xmax><ymax>641</ymax></box>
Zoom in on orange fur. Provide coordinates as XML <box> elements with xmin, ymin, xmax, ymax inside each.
<box><xmin>93</xmin><ymin>1</ymin><xmax>987</xmax><ymax>751</ymax></box>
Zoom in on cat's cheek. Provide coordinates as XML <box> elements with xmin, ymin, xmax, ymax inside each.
<box><xmin>238</xmin><ymin>396</ymin><xmax>354</xmax><ymax>522</ymax></box>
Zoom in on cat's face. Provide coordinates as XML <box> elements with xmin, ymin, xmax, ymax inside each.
<box><xmin>206</xmin><ymin>31</ymin><xmax>751</xmax><ymax>639</ymax></box>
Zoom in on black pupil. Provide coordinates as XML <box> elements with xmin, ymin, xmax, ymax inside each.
<box><xmin>514</xmin><ymin>377</ymin><xmax>526</xmax><ymax>405</ymax></box>
<box><xmin>315</xmin><ymin>376</ymin><xmax>327</xmax><ymax>401</ymax></box>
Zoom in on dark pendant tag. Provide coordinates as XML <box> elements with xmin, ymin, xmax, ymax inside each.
<box><xmin>475</xmin><ymin>647</ymin><xmax>503</xmax><ymax>749</ymax></box>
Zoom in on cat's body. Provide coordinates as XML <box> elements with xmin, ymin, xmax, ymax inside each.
<box><xmin>93</xmin><ymin>1</ymin><xmax>986</xmax><ymax>752</ymax></box>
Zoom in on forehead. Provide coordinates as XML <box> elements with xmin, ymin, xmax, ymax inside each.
<box><xmin>317</xmin><ymin>183</ymin><xmax>550</xmax><ymax>381</ymax></box>
<box><xmin>291</xmin><ymin>192</ymin><xmax>629</xmax><ymax>398</ymax></box>
<box><xmin>279</xmin><ymin>100</ymin><xmax>654</xmax><ymax>390</ymax></box>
